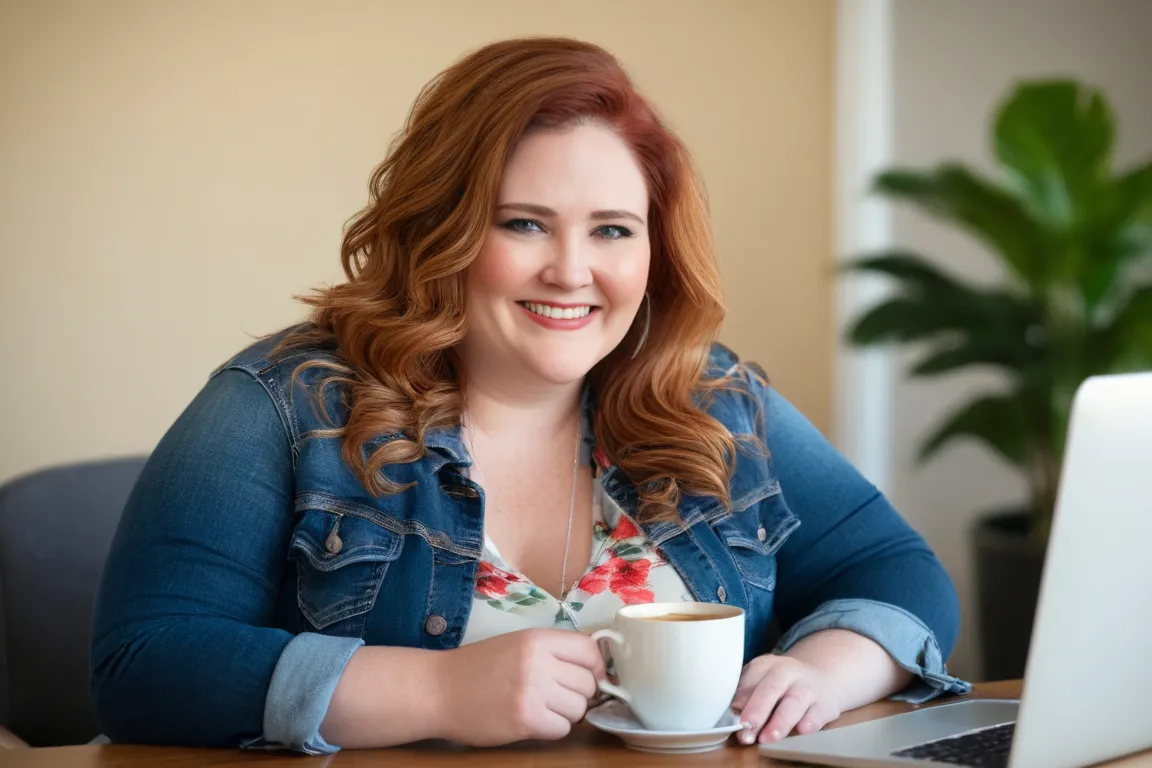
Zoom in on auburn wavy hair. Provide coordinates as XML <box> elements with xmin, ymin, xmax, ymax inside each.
<box><xmin>275</xmin><ymin>37</ymin><xmax>744</xmax><ymax>523</ymax></box>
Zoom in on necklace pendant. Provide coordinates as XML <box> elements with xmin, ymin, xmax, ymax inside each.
<box><xmin>555</xmin><ymin>600</ymin><xmax>581</xmax><ymax>631</ymax></box>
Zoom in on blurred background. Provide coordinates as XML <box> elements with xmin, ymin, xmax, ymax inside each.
<box><xmin>1</xmin><ymin>0</ymin><xmax>1150</xmax><ymax>685</ymax></box>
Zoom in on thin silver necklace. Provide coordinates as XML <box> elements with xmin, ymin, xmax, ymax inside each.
<box><xmin>558</xmin><ymin>417</ymin><xmax>581</xmax><ymax>603</ymax></box>
<box><xmin>463</xmin><ymin>409</ymin><xmax>582</xmax><ymax>603</ymax></box>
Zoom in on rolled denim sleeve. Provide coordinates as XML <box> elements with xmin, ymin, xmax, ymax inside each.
<box><xmin>90</xmin><ymin>369</ymin><xmax>358</xmax><ymax>752</ymax></box>
<box><xmin>256</xmin><ymin>633</ymin><xmax>363</xmax><ymax>752</ymax></box>
<box><xmin>753</xmin><ymin>378</ymin><xmax>971</xmax><ymax>701</ymax></box>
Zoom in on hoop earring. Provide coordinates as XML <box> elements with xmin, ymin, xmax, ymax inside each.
<box><xmin>630</xmin><ymin>292</ymin><xmax>651</xmax><ymax>360</ymax></box>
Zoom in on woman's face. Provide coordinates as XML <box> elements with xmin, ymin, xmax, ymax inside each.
<box><xmin>460</xmin><ymin>122</ymin><xmax>651</xmax><ymax>388</ymax></box>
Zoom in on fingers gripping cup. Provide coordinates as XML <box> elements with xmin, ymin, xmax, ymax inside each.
<box><xmin>590</xmin><ymin>602</ymin><xmax>745</xmax><ymax>732</ymax></box>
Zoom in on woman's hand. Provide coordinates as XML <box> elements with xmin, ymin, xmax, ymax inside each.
<box><xmin>437</xmin><ymin>628</ymin><xmax>606</xmax><ymax>746</ymax></box>
<box><xmin>730</xmin><ymin>653</ymin><xmax>843</xmax><ymax>745</ymax></box>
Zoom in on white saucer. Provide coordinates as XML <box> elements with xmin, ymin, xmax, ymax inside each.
<box><xmin>585</xmin><ymin>700</ymin><xmax>743</xmax><ymax>754</ymax></box>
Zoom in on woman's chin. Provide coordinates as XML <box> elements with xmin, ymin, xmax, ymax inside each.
<box><xmin>520</xmin><ymin>350</ymin><xmax>603</xmax><ymax>386</ymax></box>
<box><xmin>530</xmin><ymin>364</ymin><xmax>595</xmax><ymax>386</ymax></box>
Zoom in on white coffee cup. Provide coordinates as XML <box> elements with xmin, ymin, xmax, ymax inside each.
<box><xmin>590</xmin><ymin>601</ymin><xmax>745</xmax><ymax>732</ymax></box>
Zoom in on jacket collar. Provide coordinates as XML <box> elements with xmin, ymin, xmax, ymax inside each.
<box><xmin>422</xmin><ymin>425</ymin><xmax>470</xmax><ymax>472</ymax></box>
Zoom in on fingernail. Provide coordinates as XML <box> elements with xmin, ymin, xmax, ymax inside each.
<box><xmin>739</xmin><ymin>730</ymin><xmax>755</xmax><ymax>745</ymax></box>
<box><xmin>760</xmin><ymin>729</ymin><xmax>781</xmax><ymax>744</ymax></box>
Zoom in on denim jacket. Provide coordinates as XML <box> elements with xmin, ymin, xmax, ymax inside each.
<box><xmin>90</xmin><ymin>326</ymin><xmax>970</xmax><ymax>754</ymax></box>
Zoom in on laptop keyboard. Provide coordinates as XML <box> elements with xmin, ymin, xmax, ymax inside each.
<box><xmin>890</xmin><ymin>722</ymin><xmax>1015</xmax><ymax>767</ymax></box>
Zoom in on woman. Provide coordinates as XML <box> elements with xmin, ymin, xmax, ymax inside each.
<box><xmin>90</xmin><ymin>37</ymin><xmax>969</xmax><ymax>754</ymax></box>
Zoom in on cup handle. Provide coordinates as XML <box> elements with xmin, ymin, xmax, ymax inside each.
<box><xmin>590</xmin><ymin>629</ymin><xmax>631</xmax><ymax>705</ymax></box>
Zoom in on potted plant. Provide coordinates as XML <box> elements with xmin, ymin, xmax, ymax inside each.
<box><xmin>843</xmin><ymin>79</ymin><xmax>1152</xmax><ymax>680</ymax></box>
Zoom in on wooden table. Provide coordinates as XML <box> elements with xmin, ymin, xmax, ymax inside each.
<box><xmin>5</xmin><ymin>681</ymin><xmax>1151</xmax><ymax>767</ymax></box>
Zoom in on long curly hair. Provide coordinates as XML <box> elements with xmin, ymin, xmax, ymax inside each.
<box><xmin>276</xmin><ymin>37</ymin><xmax>741</xmax><ymax>523</ymax></box>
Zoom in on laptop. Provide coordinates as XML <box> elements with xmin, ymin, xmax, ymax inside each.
<box><xmin>759</xmin><ymin>371</ymin><xmax>1152</xmax><ymax>768</ymax></box>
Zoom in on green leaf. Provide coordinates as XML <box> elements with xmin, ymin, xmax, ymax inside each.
<box><xmin>869</xmin><ymin>169</ymin><xmax>936</xmax><ymax>199</ymax></box>
<box><xmin>910</xmin><ymin>338</ymin><xmax>1033</xmax><ymax>376</ymax></box>
<box><xmin>993</xmin><ymin>80</ymin><xmax>1114</xmax><ymax>229</ymax></box>
<box><xmin>1128</xmin><ymin>287</ymin><xmax>1152</xmax><ymax>356</ymax></box>
<box><xmin>843</xmin><ymin>250</ymin><xmax>964</xmax><ymax>290</ymax></box>
<box><xmin>919</xmin><ymin>393</ymin><xmax>1034</xmax><ymax>467</ymax></box>
<box><xmin>486</xmin><ymin>599</ymin><xmax>504</xmax><ymax>609</ymax></box>
<box><xmin>845</xmin><ymin>251</ymin><xmax>1046</xmax><ymax>363</ymax></box>
<box><xmin>1117</xmin><ymin>161</ymin><xmax>1152</xmax><ymax>233</ymax></box>
<box><xmin>874</xmin><ymin>167</ymin><xmax>1050</xmax><ymax>286</ymax></box>
<box><xmin>1092</xmin><ymin>284</ymin><xmax>1152</xmax><ymax>372</ymax></box>
<box><xmin>848</xmin><ymin>291</ymin><xmax>1036</xmax><ymax>348</ymax></box>
<box><xmin>1080</xmin><ymin>162</ymin><xmax>1152</xmax><ymax>308</ymax></box>
<box><xmin>848</xmin><ymin>298</ymin><xmax>948</xmax><ymax>345</ymax></box>
<box><xmin>568</xmin><ymin>601</ymin><xmax>585</xmax><ymax>611</ymax></box>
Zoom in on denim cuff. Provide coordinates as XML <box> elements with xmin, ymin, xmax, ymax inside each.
<box><xmin>774</xmin><ymin>598</ymin><xmax>972</xmax><ymax>705</ymax></box>
<box><xmin>244</xmin><ymin>632</ymin><xmax>365</xmax><ymax>754</ymax></box>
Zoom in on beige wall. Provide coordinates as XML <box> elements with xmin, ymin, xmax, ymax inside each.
<box><xmin>0</xmin><ymin>0</ymin><xmax>834</xmax><ymax>485</ymax></box>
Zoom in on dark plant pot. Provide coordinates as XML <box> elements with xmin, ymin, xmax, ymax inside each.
<box><xmin>972</xmin><ymin>509</ymin><xmax>1047</xmax><ymax>681</ymax></box>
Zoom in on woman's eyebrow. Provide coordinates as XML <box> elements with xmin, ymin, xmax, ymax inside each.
<box><xmin>495</xmin><ymin>202</ymin><xmax>644</xmax><ymax>224</ymax></box>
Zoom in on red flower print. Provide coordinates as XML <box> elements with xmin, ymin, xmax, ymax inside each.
<box><xmin>576</xmin><ymin>556</ymin><xmax>654</xmax><ymax>605</ymax></box>
<box><xmin>610</xmin><ymin>516</ymin><xmax>640</xmax><ymax>542</ymax></box>
<box><xmin>476</xmin><ymin>561</ymin><xmax>521</xmax><ymax>599</ymax></box>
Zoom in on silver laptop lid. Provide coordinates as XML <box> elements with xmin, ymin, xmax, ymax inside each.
<box><xmin>1008</xmin><ymin>372</ymin><xmax>1152</xmax><ymax>768</ymax></box>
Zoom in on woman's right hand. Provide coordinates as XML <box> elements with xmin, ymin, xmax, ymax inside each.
<box><xmin>436</xmin><ymin>628</ymin><xmax>607</xmax><ymax>746</ymax></box>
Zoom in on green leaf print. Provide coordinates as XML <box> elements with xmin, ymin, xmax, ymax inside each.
<box><xmin>613</xmin><ymin>545</ymin><xmax>646</xmax><ymax>559</ymax></box>
<box><xmin>568</xmin><ymin>601</ymin><xmax>584</xmax><ymax>611</ymax></box>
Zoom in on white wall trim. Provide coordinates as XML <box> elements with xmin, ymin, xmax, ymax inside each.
<box><xmin>833</xmin><ymin>0</ymin><xmax>896</xmax><ymax>492</ymax></box>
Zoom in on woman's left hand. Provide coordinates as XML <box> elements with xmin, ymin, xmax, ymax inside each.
<box><xmin>730</xmin><ymin>653</ymin><xmax>843</xmax><ymax>746</ymax></box>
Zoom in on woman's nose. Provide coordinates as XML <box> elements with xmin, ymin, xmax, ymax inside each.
<box><xmin>540</xmin><ymin>232</ymin><xmax>594</xmax><ymax>290</ymax></box>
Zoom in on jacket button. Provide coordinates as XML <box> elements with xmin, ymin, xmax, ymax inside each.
<box><xmin>441</xmin><ymin>483</ymin><xmax>479</xmax><ymax>500</ymax></box>
<box><xmin>757</xmin><ymin>526</ymin><xmax>767</xmax><ymax>542</ymax></box>
<box><xmin>717</xmin><ymin>586</ymin><xmax>727</xmax><ymax>603</ymax></box>
<box><xmin>424</xmin><ymin>615</ymin><xmax>448</xmax><ymax>636</ymax></box>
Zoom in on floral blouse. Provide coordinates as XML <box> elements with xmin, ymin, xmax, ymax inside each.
<box><xmin>459</xmin><ymin>471</ymin><xmax>695</xmax><ymax>644</ymax></box>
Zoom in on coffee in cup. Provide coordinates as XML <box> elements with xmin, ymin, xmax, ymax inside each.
<box><xmin>590</xmin><ymin>602</ymin><xmax>745</xmax><ymax>732</ymax></box>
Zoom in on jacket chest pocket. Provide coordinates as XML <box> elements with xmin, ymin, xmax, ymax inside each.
<box><xmin>712</xmin><ymin>486</ymin><xmax>799</xmax><ymax>596</ymax></box>
<box><xmin>289</xmin><ymin>507</ymin><xmax>404</xmax><ymax>638</ymax></box>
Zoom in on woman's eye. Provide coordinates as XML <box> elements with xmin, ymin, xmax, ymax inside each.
<box><xmin>500</xmin><ymin>218</ymin><xmax>545</xmax><ymax>234</ymax></box>
<box><xmin>595</xmin><ymin>225</ymin><xmax>634</xmax><ymax>240</ymax></box>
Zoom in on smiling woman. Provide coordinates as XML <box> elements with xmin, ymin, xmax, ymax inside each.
<box><xmin>270</xmin><ymin>39</ymin><xmax>732</xmax><ymax>524</ymax></box>
<box><xmin>89</xmin><ymin>36</ymin><xmax>970</xmax><ymax>757</ymax></box>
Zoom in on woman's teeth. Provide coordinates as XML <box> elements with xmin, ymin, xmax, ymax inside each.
<box><xmin>522</xmin><ymin>302</ymin><xmax>593</xmax><ymax>320</ymax></box>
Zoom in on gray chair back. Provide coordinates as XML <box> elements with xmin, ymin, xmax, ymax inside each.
<box><xmin>0</xmin><ymin>457</ymin><xmax>145</xmax><ymax>746</ymax></box>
